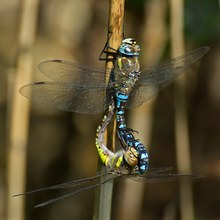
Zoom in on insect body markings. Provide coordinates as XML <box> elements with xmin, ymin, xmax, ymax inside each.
<box><xmin>113</xmin><ymin>38</ymin><xmax>149</xmax><ymax>173</ymax></box>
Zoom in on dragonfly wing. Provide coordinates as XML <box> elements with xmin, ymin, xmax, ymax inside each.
<box><xmin>145</xmin><ymin>167</ymin><xmax>173</xmax><ymax>174</ymax></box>
<box><xmin>14</xmin><ymin>172</ymin><xmax>110</xmax><ymax>196</ymax></box>
<box><xmin>126</xmin><ymin>46</ymin><xmax>209</xmax><ymax>108</ymax></box>
<box><xmin>34</xmin><ymin>174</ymin><xmax>117</xmax><ymax>208</ymax></box>
<box><xmin>126</xmin><ymin>84</ymin><xmax>161</xmax><ymax>108</ymax></box>
<box><xmin>34</xmin><ymin>174</ymin><xmax>116</xmax><ymax>208</ymax></box>
<box><xmin>38</xmin><ymin>60</ymin><xmax>110</xmax><ymax>82</ymax></box>
<box><xmin>130</xmin><ymin>173</ymin><xmax>201</xmax><ymax>183</ymax></box>
<box><xmin>19</xmin><ymin>82</ymin><xmax>113</xmax><ymax>114</ymax></box>
<box><xmin>122</xmin><ymin>166</ymin><xmax>201</xmax><ymax>182</ymax></box>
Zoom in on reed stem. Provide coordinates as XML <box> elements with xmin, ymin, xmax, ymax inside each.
<box><xmin>6</xmin><ymin>1</ymin><xmax>39</xmax><ymax>220</ymax></box>
<box><xmin>170</xmin><ymin>0</ymin><xmax>194</xmax><ymax>219</ymax></box>
<box><xmin>93</xmin><ymin>1</ymin><xmax>125</xmax><ymax>220</ymax></box>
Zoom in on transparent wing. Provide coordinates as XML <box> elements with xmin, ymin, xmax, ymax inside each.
<box><xmin>14</xmin><ymin>173</ymin><xmax>109</xmax><ymax>196</ymax></box>
<box><xmin>130</xmin><ymin>173</ymin><xmax>201</xmax><ymax>183</ymax></box>
<box><xmin>21</xmin><ymin>47</ymin><xmax>209</xmax><ymax>112</ymax></box>
<box><xmin>14</xmin><ymin>172</ymin><xmax>116</xmax><ymax>208</ymax></box>
<box><xmin>13</xmin><ymin>167</ymin><xmax>201</xmax><ymax>207</ymax></box>
<box><xmin>38</xmin><ymin>59</ymin><xmax>109</xmax><ymax>82</ymax></box>
<box><xmin>20</xmin><ymin>60</ymin><xmax>115</xmax><ymax>113</ymax></box>
<box><xmin>126</xmin><ymin>46</ymin><xmax>209</xmax><ymax>108</ymax></box>
<box><xmin>19</xmin><ymin>82</ymin><xmax>113</xmax><ymax>114</ymax></box>
<box><xmin>34</xmin><ymin>174</ymin><xmax>116</xmax><ymax>208</ymax></box>
<box><xmin>126</xmin><ymin>166</ymin><xmax>201</xmax><ymax>182</ymax></box>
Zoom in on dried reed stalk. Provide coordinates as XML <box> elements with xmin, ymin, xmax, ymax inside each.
<box><xmin>170</xmin><ymin>0</ymin><xmax>195</xmax><ymax>219</ymax></box>
<box><xmin>7</xmin><ymin>1</ymin><xmax>39</xmax><ymax>220</ymax></box>
<box><xmin>93</xmin><ymin>1</ymin><xmax>125</xmax><ymax>220</ymax></box>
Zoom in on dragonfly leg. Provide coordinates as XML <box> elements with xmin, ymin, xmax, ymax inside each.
<box><xmin>99</xmin><ymin>31</ymin><xmax>118</xmax><ymax>61</ymax></box>
<box><xmin>122</xmin><ymin>127</ymin><xmax>139</xmax><ymax>134</ymax></box>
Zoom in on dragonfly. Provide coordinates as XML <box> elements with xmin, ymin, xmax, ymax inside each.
<box><xmin>14</xmin><ymin>100</ymin><xmax>200</xmax><ymax>208</ymax></box>
<box><xmin>17</xmin><ymin>39</ymin><xmax>208</xmax><ymax>207</ymax></box>
<box><xmin>19</xmin><ymin>40</ymin><xmax>209</xmax><ymax>115</ymax></box>
<box><xmin>19</xmin><ymin>38</ymin><xmax>209</xmax><ymax>174</ymax></box>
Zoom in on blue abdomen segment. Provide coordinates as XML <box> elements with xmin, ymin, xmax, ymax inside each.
<box><xmin>116</xmin><ymin>91</ymin><xmax>149</xmax><ymax>174</ymax></box>
<box><xmin>116</xmin><ymin>92</ymin><xmax>129</xmax><ymax>129</ymax></box>
<box><xmin>118</xmin><ymin>128</ymin><xmax>149</xmax><ymax>174</ymax></box>
<box><xmin>135</xmin><ymin>142</ymin><xmax>149</xmax><ymax>174</ymax></box>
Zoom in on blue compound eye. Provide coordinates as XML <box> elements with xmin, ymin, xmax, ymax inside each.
<box><xmin>118</xmin><ymin>40</ymin><xmax>140</xmax><ymax>56</ymax></box>
<box><xmin>124</xmin><ymin>46</ymin><xmax>131</xmax><ymax>53</ymax></box>
<box><xmin>119</xmin><ymin>45</ymin><xmax>136</xmax><ymax>56</ymax></box>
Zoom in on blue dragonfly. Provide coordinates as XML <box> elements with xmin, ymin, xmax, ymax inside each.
<box><xmin>17</xmin><ymin>39</ymin><xmax>208</xmax><ymax>207</ymax></box>
<box><xmin>19</xmin><ymin>41</ymin><xmax>209</xmax><ymax>115</ymax></box>
<box><xmin>19</xmin><ymin>39</ymin><xmax>209</xmax><ymax>173</ymax></box>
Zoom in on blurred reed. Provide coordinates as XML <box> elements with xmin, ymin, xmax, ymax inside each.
<box><xmin>6</xmin><ymin>1</ymin><xmax>39</xmax><ymax>220</ymax></box>
<box><xmin>170</xmin><ymin>0</ymin><xmax>194</xmax><ymax>220</ymax></box>
<box><xmin>115</xmin><ymin>1</ymin><xmax>168</xmax><ymax>220</ymax></box>
<box><xmin>93</xmin><ymin>0</ymin><xmax>125</xmax><ymax>220</ymax></box>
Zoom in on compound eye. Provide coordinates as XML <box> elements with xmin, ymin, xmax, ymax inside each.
<box><xmin>124</xmin><ymin>46</ymin><xmax>131</xmax><ymax>53</ymax></box>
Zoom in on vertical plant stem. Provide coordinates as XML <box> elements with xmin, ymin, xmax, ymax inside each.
<box><xmin>169</xmin><ymin>0</ymin><xmax>194</xmax><ymax>220</ymax></box>
<box><xmin>93</xmin><ymin>1</ymin><xmax>125</xmax><ymax>220</ymax></box>
<box><xmin>7</xmin><ymin>1</ymin><xmax>39</xmax><ymax>220</ymax></box>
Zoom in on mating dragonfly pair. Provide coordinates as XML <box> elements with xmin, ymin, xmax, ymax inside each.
<box><xmin>15</xmin><ymin>37</ymin><xmax>209</xmax><ymax>207</ymax></box>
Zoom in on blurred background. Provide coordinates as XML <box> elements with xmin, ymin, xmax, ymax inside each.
<box><xmin>0</xmin><ymin>0</ymin><xmax>220</xmax><ymax>220</ymax></box>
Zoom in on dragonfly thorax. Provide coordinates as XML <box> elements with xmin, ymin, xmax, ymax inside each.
<box><xmin>114</xmin><ymin>55</ymin><xmax>140</xmax><ymax>94</ymax></box>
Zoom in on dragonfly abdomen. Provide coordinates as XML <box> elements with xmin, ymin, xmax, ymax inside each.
<box><xmin>115</xmin><ymin>89</ymin><xmax>149</xmax><ymax>173</ymax></box>
<box><xmin>135</xmin><ymin>142</ymin><xmax>149</xmax><ymax>173</ymax></box>
<box><xmin>95</xmin><ymin>104</ymin><xmax>124</xmax><ymax>170</ymax></box>
<box><xmin>118</xmin><ymin>129</ymin><xmax>149</xmax><ymax>174</ymax></box>
<box><xmin>115</xmin><ymin>92</ymin><xmax>128</xmax><ymax>129</ymax></box>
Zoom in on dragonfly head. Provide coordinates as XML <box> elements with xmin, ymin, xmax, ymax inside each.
<box><xmin>124</xmin><ymin>147</ymin><xmax>139</xmax><ymax>167</ymax></box>
<box><xmin>118</xmin><ymin>38</ymin><xmax>140</xmax><ymax>56</ymax></box>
